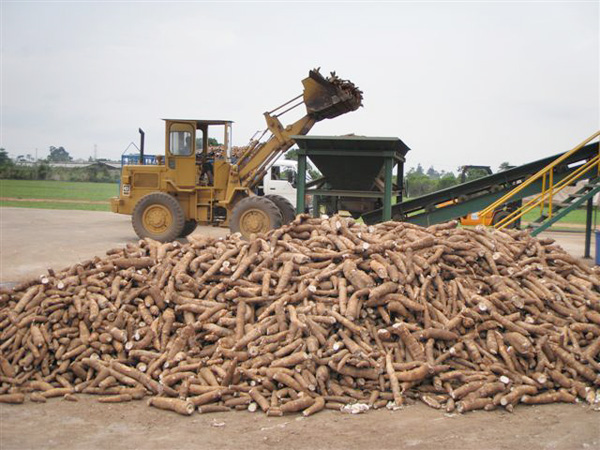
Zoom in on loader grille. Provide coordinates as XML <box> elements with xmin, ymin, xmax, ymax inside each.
<box><xmin>133</xmin><ymin>173</ymin><xmax>159</xmax><ymax>188</ymax></box>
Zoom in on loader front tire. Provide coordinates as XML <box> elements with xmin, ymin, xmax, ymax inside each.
<box><xmin>132</xmin><ymin>192</ymin><xmax>186</xmax><ymax>242</ymax></box>
<box><xmin>265</xmin><ymin>195</ymin><xmax>296</xmax><ymax>225</ymax></box>
<box><xmin>230</xmin><ymin>196</ymin><xmax>283</xmax><ymax>239</ymax></box>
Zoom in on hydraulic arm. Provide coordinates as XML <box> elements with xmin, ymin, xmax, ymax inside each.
<box><xmin>236</xmin><ymin>69</ymin><xmax>363</xmax><ymax>190</ymax></box>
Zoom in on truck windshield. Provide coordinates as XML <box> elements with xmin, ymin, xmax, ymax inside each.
<box><xmin>281</xmin><ymin>167</ymin><xmax>297</xmax><ymax>183</ymax></box>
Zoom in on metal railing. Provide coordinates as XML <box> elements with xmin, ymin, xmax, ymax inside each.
<box><xmin>479</xmin><ymin>131</ymin><xmax>600</xmax><ymax>229</ymax></box>
<box><xmin>121</xmin><ymin>154</ymin><xmax>157</xmax><ymax>166</ymax></box>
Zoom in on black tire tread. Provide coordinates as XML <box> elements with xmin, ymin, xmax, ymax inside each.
<box><xmin>229</xmin><ymin>196</ymin><xmax>283</xmax><ymax>238</ymax></box>
<box><xmin>491</xmin><ymin>209</ymin><xmax>516</xmax><ymax>228</ymax></box>
<box><xmin>264</xmin><ymin>194</ymin><xmax>296</xmax><ymax>225</ymax></box>
<box><xmin>180</xmin><ymin>220</ymin><xmax>198</xmax><ymax>238</ymax></box>
<box><xmin>132</xmin><ymin>192</ymin><xmax>186</xmax><ymax>242</ymax></box>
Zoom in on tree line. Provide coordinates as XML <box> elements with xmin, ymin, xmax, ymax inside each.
<box><xmin>404</xmin><ymin>162</ymin><xmax>512</xmax><ymax>198</ymax></box>
<box><xmin>0</xmin><ymin>147</ymin><xmax>119</xmax><ymax>183</ymax></box>
<box><xmin>1</xmin><ymin>144</ymin><xmax>513</xmax><ymax>194</ymax></box>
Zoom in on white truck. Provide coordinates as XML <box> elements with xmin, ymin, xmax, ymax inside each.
<box><xmin>256</xmin><ymin>158</ymin><xmax>313</xmax><ymax>213</ymax></box>
<box><xmin>262</xmin><ymin>159</ymin><xmax>299</xmax><ymax>207</ymax></box>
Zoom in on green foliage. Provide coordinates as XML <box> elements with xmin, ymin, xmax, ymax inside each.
<box><xmin>405</xmin><ymin>166</ymin><xmax>463</xmax><ymax>198</ymax></box>
<box><xmin>308</xmin><ymin>168</ymin><xmax>321</xmax><ymax>181</ymax></box>
<box><xmin>0</xmin><ymin>148</ymin><xmax>12</xmax><ymax>167</ymax></box>
<box><xmin>36</xmin><ymin>162</ymin><xmax>51</xmax><ymax>180</ymax></box>
<box><xmin>284</xmin><ymin>149</ymin><xmax>320</xmax><ymax>180</ymax></box>
<box><xmin>285</xmin><ymin>149</ymin><xmax>298</xmax><ymax>160</ymax></box>
<box><xmin>405</xmin><ymin>169</ymin><xmax>435</xmax><ymax>198</ymax></box>
<box><xmin>47</xmin><ymin>146</ymin><xmax>72</xmax><ymax>162</ymax></box>
<box><xmin>0</xmin><ymin>162</ymin><xmax>120</xmax><ymax>183</ymax></box>
<box><xmin>196</xmin><ymin>137</ymin><xmax>222</xmax><ymax>149</ymax></box>
<box><xmin>437</xmin><ymin>172</ymin><xmax>458</xmax><ymax>189</ymax></box>
<box><xmin>426</xmin><ymin>166</ymin><xmax>439</xmax><ymax>179</ymax></box>
<box><xmin>462</xmin><ymin>168</ymin><xmax>490</xmax><ymax>182</ymax></box>
<box><xmin>498</xmin><ymin>161</ymin><xmax>513</xmax><ymax>171</ymax></box>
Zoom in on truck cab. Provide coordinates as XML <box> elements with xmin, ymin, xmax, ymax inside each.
<box><xmin>261</xmin><ymin>159</ymin><xmax>299</xmax><ymax>207</ymax></box>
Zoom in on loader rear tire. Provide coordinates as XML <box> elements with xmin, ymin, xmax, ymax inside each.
<box><xmin>230</xmin><ymin>196</ymin><xmax>283</xmax><ymax>239</ymax></box>
<box><xmin>179</xmin><ymin>220</ymin><xmax>198</xmax><ymax>238</ymax></box>
<box><xmin>265</xmin><ymin>195</ymin><xmax>296</xmax><ymax>225</ymax></box>
<box><xmin>132</xmin><ymin>192</ymin><xmax>186</xmax><ymax>242</ymax></box>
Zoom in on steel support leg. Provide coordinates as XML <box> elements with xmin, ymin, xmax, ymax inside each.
<box><xmin>396</xmin><ymin>162</ymin><xmax>404</xmax><ymax>204</ymax></box>
<box><xmin>383</xmin><ymin>157</ymin><xmax>393</xmax><ymax>221</ymax></box>
<box><xmin>584</xmin><ymin>197</ymin><xmax>593</xmax><ymax>258</ymax></box>
<box><xmin>296</xmin><ymin>155</ymin><xmax>307</xmax><ymax>215</ymax></box>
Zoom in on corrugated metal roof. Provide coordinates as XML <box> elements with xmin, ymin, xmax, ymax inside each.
<box><xmin>162</xmin><ymin>119</ymin><xmax>233</xmax><ymax>126</ymax></box>
<box><xmin>292</xmin><ymin>135</ymin><xmax>410</xmax><ymax>156</ymax></box>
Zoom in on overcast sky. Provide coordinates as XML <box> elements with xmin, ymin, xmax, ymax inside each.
<box><xmin>1</xmin><ymin>1</ymin><xmax>598</xmax><ymax>172</ymax></box>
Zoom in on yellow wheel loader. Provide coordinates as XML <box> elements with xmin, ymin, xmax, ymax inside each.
<box><xmin>110</xmin><ymin>69</ymin><xmax>362</xmax><ymax>241</ymax></box>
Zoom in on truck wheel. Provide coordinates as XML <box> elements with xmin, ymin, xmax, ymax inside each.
<box><xmin>492</xmin><ymin>209</ymin><xmax>516</xmax><ymax>228</ymax></box>
<box><xmin>179</xmin><ymin>220</ymin><xmax>198</xmax><ymax>238</ymax></box>
<box><xmin>230</xmin><ymin>196</ymin><xmax>283</xmax><ymax>239</ymax></box>
<box><xmin>132</xmin><ymin>192</ymin><xmax>186</xmax><ymax>242</ymax></box>
<box><xmin>265</xmin><ymin>194</ymin><xmax>296</xmax><ymax>224</ymax></box>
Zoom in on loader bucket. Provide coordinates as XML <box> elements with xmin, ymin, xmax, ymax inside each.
<box><xmin>302</xmin><ymin>69</ymin><xmax>363</xmax><ymax>121</ymax></box>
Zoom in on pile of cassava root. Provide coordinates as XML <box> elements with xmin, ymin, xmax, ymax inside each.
<box><xmin>1</xmin><ymin>215</ymin><xmax>599</xmax><ymax>417</ymax></box>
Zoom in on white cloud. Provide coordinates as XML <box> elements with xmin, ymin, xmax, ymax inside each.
<box><xmin>1</xmin><ymin>2</ymin><xmax>597</xmax><ymax>172</ymax></box>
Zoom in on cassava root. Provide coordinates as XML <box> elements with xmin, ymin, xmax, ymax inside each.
<box><xmin>0</xmin><ymin>214</ymin><xmax>599</xmax><ymax>417</ymax></box>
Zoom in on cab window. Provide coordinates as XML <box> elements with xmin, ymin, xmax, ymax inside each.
<box><xmin>169</xmin><ymin>124</ymin><xmax>193</xmax><ymax>156</ymax></box>
<box><xmin>195</xmin><ymin>129</ymin><xmax>204</xmax><ymax>153</ymax></box>
<box><xmin>282</xmin><ymin>167</ymin><xmax>297</xmax><ymax>185</ymax></box>
<box><xmin>271</xmin><ymin>166</ymin><xmax>281</xmax><ymax>180</ymax></box>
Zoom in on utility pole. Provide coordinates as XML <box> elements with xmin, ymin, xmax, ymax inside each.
<box><xmin>35</xmin><ymin>148</ymin><xmax>38</xmax><ymax>161</ymax></box>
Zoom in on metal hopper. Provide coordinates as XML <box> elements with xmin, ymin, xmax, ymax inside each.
<box><xmin>292</xmin><ymin>135</ymin><xmax>410</xmax><ymax>219</ymax></box>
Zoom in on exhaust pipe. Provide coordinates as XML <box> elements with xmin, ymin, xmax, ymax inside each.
<box><xmin>139</xmin><ymin>128</ymin><xmax>145</xmax><ymax>165</ymax></box>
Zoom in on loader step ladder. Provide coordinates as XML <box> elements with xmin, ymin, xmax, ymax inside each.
<box><xmin>480</xmin><ymin>131</ymin><xmax>600</xmax><ymax>233</ymax></box>
<box><xmin>527</xmin><ymin>179</ymin><xmax>600</xmax><ymax>236</ymax></box>
<box><xmin>362</xmin><ymin>134</ymin><xmax>600</xmax><ymax>229</ymax></box>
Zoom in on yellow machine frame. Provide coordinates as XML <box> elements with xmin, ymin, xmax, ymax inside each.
<box><xmin>111</xmin><ymin>116</ymin><xmax>313</xmax><ymax>225</ymax></box>
<box><xmin>110</xmin><ymin>69</ymin><xmax>362</xmax><ymax>240</ymax></box>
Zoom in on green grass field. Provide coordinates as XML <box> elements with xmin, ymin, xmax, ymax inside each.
<box><xmin>521</xmin><ymin>207</ymin><xmax>596</xmax><ymax>226</ymax></box>
<box><xmin>0</xmin><ymin>179</ymin><xmax>117</xmax><ymax>211</ymax></box>
<box><xmin>0</xmin><ymin>200</ymin><xmax>110</xmax><ymax>211</ymax></box>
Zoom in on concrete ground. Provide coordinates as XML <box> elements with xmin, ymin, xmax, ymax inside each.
<box><xmin>0</xmin><ymin>207</ymin><xmax>228</xmax><ymax>283</ymax></box>
<box><xmin>0</xmin><ymin>207</ymin><xmax>598</xmax><ymax>450</ymax></box>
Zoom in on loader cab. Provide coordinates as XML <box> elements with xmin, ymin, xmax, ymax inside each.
<box><xmin>163</xmin><ymin>119</ymin><xmax>233</xmax><ymax>188</ymax></box>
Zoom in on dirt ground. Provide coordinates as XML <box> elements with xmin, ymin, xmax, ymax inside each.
<box><xmin>0</xmin><ymin>397</ymin><xmax>598</xmax><ymax>450</ymax></box>
<box><xmin>0</xmin><ymin>207</ymin><xmax>598</xmax><ymax>449</ymax></box>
